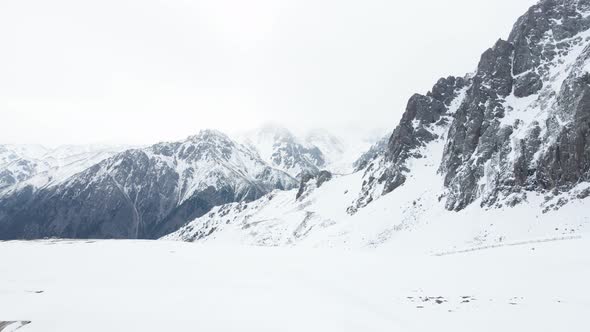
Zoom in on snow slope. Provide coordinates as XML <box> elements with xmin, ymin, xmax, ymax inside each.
<box><xmin>0</xmin><ymin>238</ymin><xmax>588</xmax><ymax>331</ymax></box>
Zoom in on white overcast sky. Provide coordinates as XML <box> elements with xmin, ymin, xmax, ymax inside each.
<box><xmin>1</xmin><ymin>0</ymin><xmax>537</xmax><ymax>146</ymax></box>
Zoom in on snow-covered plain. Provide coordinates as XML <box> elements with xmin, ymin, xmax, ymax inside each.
<box><xmin>0</xmin><ymin>238</ymin><xmax>589</xmax><ymax>331</ymax></box>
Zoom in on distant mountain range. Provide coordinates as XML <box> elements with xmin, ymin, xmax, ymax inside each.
<box><xmin>0</xmin><ymin>127</ymin><xmax>376</xmax><ymax>239</ymax></box>
<box><xmin>0</xmin><ymin>144</ymin><xmax>127</xmax><ymax>192</ymax></box>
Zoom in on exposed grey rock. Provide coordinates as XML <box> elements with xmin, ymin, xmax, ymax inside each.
<box><xmin>578</xmin><ymin>187</ymin><xmax>590</xmax><ymax>199</ymax></box>
<box><xmin>315</xmin><ymin>170</ymin><xmax>333</xmax><ymax>188</ymax></box>
<box><xmin>296</xmin><ymin>173</ymin><xmax>316</xmax><ymax>200</ymax></box>
<box><xmin>514</xmin><ymin>72</ymin><xmax>543</xmax><ymax>97</ymax></box>
<box><xmin>536</xmin><ymin>50</ymin><xmax>590</xmax><ymax>189</ymax></box>
<box><xmin>441</xmin><ymin>0</ymin><xmax>590</xmax><ymax>210</ymax></box>
<box><xmin>428</xmin><ymin>76</ymin><xmax>469</xmax><ymax>106</ymax></box>
<box><xmin>357</xmin><ymin>0</ymin><xmax>590</xmax><ymax>213</ymax></box>
<box><xmin>353</xmin><ymin>133</ymin><xmax>391</xmax><ymax>171</ymax></box>
<box><xmin>509</xmin><ymin>0</ymin><xmax>590</xmax><ymax>76</ymax></box>
<box><xmin>295</xmin><ymin>170</ymin><xmax>333</xmax><ymax>200</ymax></box>
<box><xmin>351</xmin><ymin>76</ymin><xmax>469</xmax><ymax>212</ymax></box>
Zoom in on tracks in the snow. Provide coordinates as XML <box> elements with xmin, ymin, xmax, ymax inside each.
<box><xmin>433</xmin><ymin>235</ymin><xmax>583</xmax><ymax>256</ymax></box>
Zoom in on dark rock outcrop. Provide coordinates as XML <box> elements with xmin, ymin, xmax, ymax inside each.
<box><xmin>353</xmin><ymin>133</ymin><xmax>391</xmax><ymax>171</ymax></box>
<box><xmin>296</xmin><ymin>170</ymin><xmax>333</xmax><ymax>200</ymax></box>
<box><xmin>316</xmin><ymin>170</ymin><xmax>333</xmax><ymax>188</ymax></box>
<box><xmin>350</xmin><ymin>76</ymin><xmax>468</xmax><ymax>212</ymax></box>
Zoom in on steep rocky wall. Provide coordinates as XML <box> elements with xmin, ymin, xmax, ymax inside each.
<box><xmin>357</xmin><ymin>0</ymin><xmax>590</xmax><ymax>212</ymax></box>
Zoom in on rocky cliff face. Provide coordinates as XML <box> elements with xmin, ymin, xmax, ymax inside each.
<box><xmin>350</xmin><ymin>76</ymin><xmax>469</xmax><ymax>212</ymax></box>
<box><xmin>443</xmin><ymin>0</ymin><xmax>590</xmax><ymax>210</ymax></box>
<box><xmin>0</xmin><ymin>131</ymin><xmax>297</xmax><ymax>240</ymax></box>
<box><xmin>355</xmin><ymin>0</ymin><xmax>590</xmax><ymax>212</ymax></box>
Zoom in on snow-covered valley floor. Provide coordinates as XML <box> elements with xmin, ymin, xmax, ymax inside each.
<box><xmin>1</xmin><ymin>238</ymin><xmax>589</xmax><ymax>331</ymax></box>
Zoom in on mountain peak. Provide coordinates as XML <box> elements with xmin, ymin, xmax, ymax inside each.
<box><xmin>188</xmin><ymin>129</ymin><xmax>233</xmax><ymax>143</ymax></box>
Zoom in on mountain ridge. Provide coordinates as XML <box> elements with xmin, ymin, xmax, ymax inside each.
<box><xmin>0</xmin><ymin>128</ymin><xmax>371</xmax><ymax>240</ymax></box>
<box><xmin>0</xmin><ymin>130</ymin><xmax>299</xmax><ymax>239</ymax></box>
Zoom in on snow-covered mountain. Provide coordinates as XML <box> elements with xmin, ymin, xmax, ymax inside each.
<box><xmin>166</xmin><ymin>0</ymin><xmax>590</xmax><ymax>249</ymax></box>
<box><xmin>0</xmin><ymin>145</ymin><xmax>45</xmax><ymax>191</ymax></box>
<box><xmin>239</xmin><ymin>125</ymin><xmax>327</xmax><ymax>179</ymax></box>
<box><xmin>239</xmin><ymin>125</ymin><xmax>379</xmax><ymax>177</ymax></box>
<box><xmin>0</xmin><ymin>130</ymin><xmax>297</xmax><ymax>239</ymax></box>
<box><xmin>0</xmin><ymin>144</ymin><xmax>126</xmax><ymax>193</ymax></box>
<box><xmin>304</xmin><ymin>128</ymin><xmax>382</xmax><ymax>174</ymax></box>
